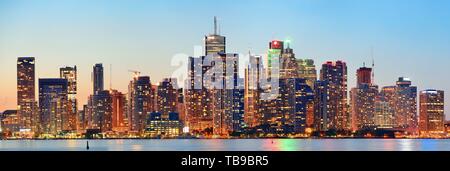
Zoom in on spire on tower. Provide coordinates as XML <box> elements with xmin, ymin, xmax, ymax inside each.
<box><xmin>214</xmin><ymin>16</ymin><xmax>217</xmax><ymax>35</ymax></box>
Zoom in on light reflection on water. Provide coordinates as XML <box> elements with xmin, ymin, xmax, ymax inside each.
<box><xmin>1</xmin><ymin>139</ymin><xmax>450</xmax><ymax>151</ymax></box>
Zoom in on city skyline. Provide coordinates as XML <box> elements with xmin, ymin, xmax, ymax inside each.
<box><xmin>1</xmin><ymin>0</ymin><xmax>450</xmax><ymax>120</ymax></box>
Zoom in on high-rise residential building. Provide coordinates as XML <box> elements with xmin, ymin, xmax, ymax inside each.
<box><xmin>60</xmin><ymin>66</ymin><xmax>77</xmax><ymax>131</ymax></box>
<box><xmin>210</xmin><ymin>53</ymin><xmax>244</xmax><ymax>136</ymax></box>
<box><xmin>374</xmin><ymin>86</ymin><xmax>396</xmax><ymax>128</ymax></box>
<box><xmin>350</xmin><ymin>66</ymin><xmax>378</xmax><ymax>131</ymax></box>
<box><xmin>38</xmin><ymin>78</ymin><xmax>68</xmax><ymax>135</ymax></box>
<box><xmin>128</xmin><ymin>76</ymin><xmax>154</xmax><ymax>133</ymax></box>
<box><xmin>17</xmin><ymin>57</ymin><xmax>37</xmax><ymax>131</ymax></box>
<box><xmin>185</xmin><ymin>56</ymin><xmax>214</xmax><ymax>133</ymax></box>
<box><xmin>279</xmin><ymin>78</ymin><xmax>314</xmax><ymax>133</ymax></box>
<box><xmin>156</xmin><ymin>78</ymin><xmax>179</xmax><ymax>118</ymax></box>
<box><xmin>110</xmin><ymin>89</ymin><xmax>127</xmax><ymax>132</ymax></box>
<box><xmin>394</xmin><ymin>77</ymin><xmax>418</xmax><ymax>132</ymax></box>
<box><xmin>315</xmin><ymin>61</ymin><xmax>349</xmax><ymax>131</ymax></box>
<box><xmin>205</xmin><ymin>16</ymin><xmax>225</xmax><ymax>56</ymax></box>
<box><xmin>92</xmin><ymin>63</ymin><xmax>104</xmax><ymax>95</ymax></box>
<box><xmin>419</xmin><ymin>90</ymin><xmax>445</xmax><ymax>136</ymax></box>
<box><xmin>296</xmin><ymin>59</ymin><xmax>317</xmax><ymax>89</ymax></box>
<box><xmin>92</xmin><ymin>90</ymin><xmax>112</xmax><ymax>132</ymax></box>
<box><xmin>244</xmin><ymin>55</ymin><xmax>263</xmax><ymax>128</ymax></box>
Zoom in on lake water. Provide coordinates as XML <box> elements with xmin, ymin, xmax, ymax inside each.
<box><xmin>1</xmin><ymin>139</ymin><xmax>450</xmax><ymax>151</ymax></box>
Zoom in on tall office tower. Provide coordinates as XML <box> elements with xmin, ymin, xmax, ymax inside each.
<box><xmin>350</xmin><ymin>66</ymin><xmax>378</xmax><ymax>131</ymax></box>
<box><xmin>205</xmin><ymin>17</ymin><xmax>226</xmax><ymax>55</ymax></box>
<box><xmin>267</xmin><ymin>40</ymin><xmax>284</xmax><ymax>75</ymax></box>
<box><xmin>394</xmin><ymin>77</ymin><xmax>418</xmax><ymax>132</ymax></box>
<box><xmin>60</xmin><ymin>66</ymin><xmax>77</xmax><ymax>131</ymax></box>
<box><xmin>17</xmin><ymin>57</ymin><xmax>37</xmax><ymax>131</ymax></box>
<box><xmin>280</xmin><ymin>46</ymin><xmax>299</xmax><ymax>79</ymax></box>
<box><xmin>38</xmin><ymin>78</ymin><xmax>68</xmax><ymax>135</ymax></box>
<box><xmin>92</xmin><ymin>63</ymin><xmax>104</xmax><ymax>95</ymax></box>
<box><xmin>128</xmin><ymin>76</ymin><xmax>154</xmax><ymax>133</ymax></box>
<box><xmin>110</xmin><ymin>89</ymin><xmax>127</xmax><ymax>132</ymax></box>
<box><xmin>419</xmin><ymin>90</ymin><xmax>445</xmax><ymax>136</ymax></box>
<box><xmin>92</xmin><ymin>90</ymin><xmax>112</xmax><ymax>132</ymax></box>
<box><xmin>278</xmin><ymin>78</ymin><xmax>314</xmax><ymax>133</ymax></box>
<box><xmin>315</xmin><ymin>61</ymin><xmax>349</xmax><ymax>131</ymax></box>
<box><xmin>244</xmin><ymin>55</ymin><xmax>263</xmax><ymax>128</ymax></box>
<box><xmin>374</xmin><ymin>86</ymin><xmax>395</xmax><ymax>128</ymax></box>
<box><xmin>156</xmin><ymin>78</ymin><xmax>179</xmax><ymax>118</ymax></box>
<box><xmin>185</xmin><ymin>56</ymin><xmax>214</xmax><ymax>133</ymax></box>
<box><xmin>209</xmin><ymin>53</ymin><xmax>244</xmax><ymax>136</ymax></box>
<box><xmin>296</xmin><ymin>59</ymin><xmax>317</xmax><ymax>89</ymax></box>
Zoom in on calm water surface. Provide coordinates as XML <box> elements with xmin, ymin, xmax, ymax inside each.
<box><xmin>1</xmin><ymin>139</ymin><xmax>450</xmax><ymax>151</ymax></box>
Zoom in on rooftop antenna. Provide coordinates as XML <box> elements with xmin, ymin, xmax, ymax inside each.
<box><xmin>109</xmin><ymin>64</ymin><xmax>112</xmax><ymax>90</ymax></box>
<box><xmin>371</xmin><ymin>46</ymin><xmax>375</xmax><ymax>85</ymax></box>
<box><xmin>214</xmin><ymin>16</ymin><xmax>217</xmax><ymax>35</ymax></box>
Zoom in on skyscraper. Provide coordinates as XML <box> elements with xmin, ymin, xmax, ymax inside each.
<box><xmin>38</xmin><ymin>78</ymin><xmax>68</xmax><ymax>135</ymax></box>
<box><xmin>156</xmin><ymin>78</ymin><xmax>179</xmax><ymax>118</ymax></box>
<box><xmin>128</xmin><ymin>76</ymin><xmax>154</xmax><ymax>133</ymax></box>
<box><xmin>244</xmin><ymin>55</ymin><xmax>263</xmax><ymax>128</ymax></box>
<box><xmin>394</xmin><ymin>77</ymin><xmax>418</xmax><ymax>132</ymax></box>
<box><xmin>296</xmin><ymin>59</ymin><xmax>317</xmax><ymax>89</ymax></box>
<box><xmin>374</xmin><ymin>86</ymin><xmax>396</xmax><ymax>128</ymax></box>
<box><xmin>315</xmin><ymin>61</ymin><xmax>349</xmax><ymax>131</ymax></box>
<box><xmin>110</xmin><ymin>89</ymin><xmax>127</xmax><ymax>132</ymax></box>
<box><xmin>350</xmin><ymin>66</ymin><xmax>378</xmax><ymax>131</ymax></box>
<box><xmin>267</xmin><ymin>40</ymin><xmax>284</xmax><ymax>74</ymax></box>
<box><xmin>205</xmin><ymin>16</ymin><xmax>225</xmax><ymax>55</ymax></box>
<box><xmin>60</xmin><ymin>66</ymin><xmax>77</xmax><ymax>131</ymax></box>
<box><xmin>280</xmin><ymin>46</ymin><xmax>299</xmax><ymax>79</ymax></box>
<box><xmin>185</xmin><ymin>56</ymin><xmax>214</xmax><ymax>133</ymax></box>
<box><xmin>17</xmin><ymin>57</ymin><xmax>36</xmax><ymax>131</ymax></box>
<box><xmin>92</xmin><ymin>90</ymin><xmax>112</xmax><ymax>132</ymax></box>
<box><xmin>210</xmin><ymin>53</ymin><xmax>244</xmax><ymax>136</ymax></box>
<box><xmin>92</xmin><ymin>63</ymin><xmax>104</xmax><ymax>95</ymax></box>
<box><xmin>419</xmin><ymin>89</ymin><xmax>445</xmax><ymax>136</ymax></box>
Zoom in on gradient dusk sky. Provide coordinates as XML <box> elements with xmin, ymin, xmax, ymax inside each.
<box><xmin>1</xmin><ymin>0</ymin><xmax>450</xmax><ymax>119</ymax></box>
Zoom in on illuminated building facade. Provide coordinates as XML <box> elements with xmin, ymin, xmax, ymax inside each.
<box><xmin>38</xmin><ymin>78</ymin><xmax>68</xmax><ymax>135</ymax></box>
<box><xmin>145</xmin><ymin>112</ymin><xmax>182</xmax><ymax>137</ymax></box>
<box><xmin>156</xmin><ymin>78</ymin><xmax>179</xmax><ymax>118</ymax></box>
<box><xmin>185</xmin><ymin>56</ymin><xmax>214</xmax><ymax>133</ymax></box>
<box><xmin>210</xmin><ymin>53</ymin><xmax>244</xmax><ymax>136</ymax></box>
<box><xmin>296</xmin><ymin>59</ymin><xmax>317</xmax><ymax>89</ymax></box>
<box><xmin>110</xmin><ymin>89</ymin><xmax>127</xmax><ymax>132</ymax></box>
<box><xmin>0</xmin><ymin>110</ymin><xmax>20</xmax><ymax>134</ymax></box>
<box><xmin>60</xmin><ymin>66</ymin><xmax>77</xmax><ymax>131</ymax></box>
<box><xmin>92</xmin><ymin>63</ymin><xmax>104</xmax><ymax>95</ymax></box>
<box><xmin>350</xmin><ymin>66</ymin><xmax>378</xmax><ymax>131</ymax></box>
<box><xmin>244</xmin><ymin>55</ymin><xmax>263</xmax><ymax>128</ymax></box>
<box><xmin>91</xmin><ymin>90</ymin><xmax>112</xmax><ymax>132</ymax></box>
<box><xmin>394</xmin><ymin>77</ymin><xmax>418</xmax><ymax>132</ymax></box>
<box><xmin>128</xmin><ymin>76</ymin><xmax>154</xmax><ymax>133</ymax></box>
<box><xmin>17</xmin><ymin>57</ymin><xmax>37</xmax><ymax>131</ymax></box>
<box><xmin>419</xmin><ymin>89</ymin><xmax>445</xmax><ymax>136</ymax></box>
<box><xmin>374</xmin><ymin>86</ymin><xmax>396</xmax><ymax>128</ymax></box>
<box><xmin>315</xmin><ymin>61</ymin><xmax>349</xmax><ymax>131</ymax></box>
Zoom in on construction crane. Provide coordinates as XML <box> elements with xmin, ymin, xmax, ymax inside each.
<box><xmin>128</xmin><ymin>69</ymin><xmax>141</xmax><ymax>79</ymax></box>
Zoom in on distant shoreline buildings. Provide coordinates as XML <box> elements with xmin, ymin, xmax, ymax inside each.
<box><xmin>0</xmin><ymin>17</ymin><xmax>447</xmax><ymax>139</ymax></box>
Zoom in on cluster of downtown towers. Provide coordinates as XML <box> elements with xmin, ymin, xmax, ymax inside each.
<box><xmin>8</xmin><ymin>18</ymin><xmax>446</xmax><ymax>138</ymax></box>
